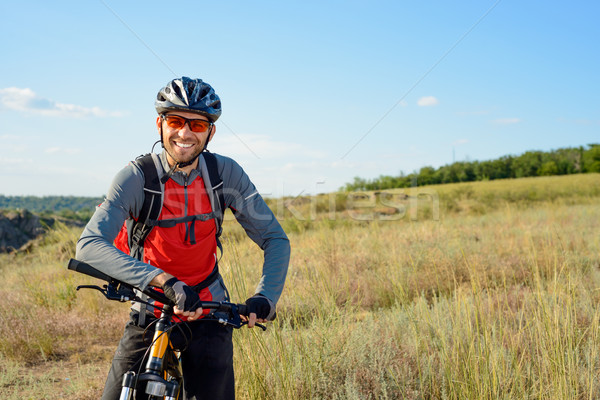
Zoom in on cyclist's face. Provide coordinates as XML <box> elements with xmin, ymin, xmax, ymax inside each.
<box><xmin>157</xmin><ymin>111</ymin><xmax>215</xmax><ymax>170</ymax></box>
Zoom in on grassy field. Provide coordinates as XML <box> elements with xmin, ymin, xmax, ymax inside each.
<box><xmin>0</xmin><ymin>173</ymin><xmax>599</xmax><ymax>399</ymax></box>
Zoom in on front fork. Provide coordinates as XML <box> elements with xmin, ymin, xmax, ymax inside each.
<box><xmin>119</xmin><ymin>371</ymin><xmax>179</xmax><ymax>400</ymax></box>
<box><xmin>119</xmin><ymin>371</ymin><xmax>136</xmax><ymax>400</ymax></box>
<box><xmin>145</xmin><ymin>314</ymin><xmax>171</xmax><ymax>373</ymax></box>
<box><xmin>119</xmin><ymin>306</ymin><xmax>180</xmax><ymax>399</ymax></box>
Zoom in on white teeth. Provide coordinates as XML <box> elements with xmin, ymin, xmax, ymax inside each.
<box><xmin>175</xmin><ymin>142</ymin><xmax>193</xmax><ymax>148</ymax></box>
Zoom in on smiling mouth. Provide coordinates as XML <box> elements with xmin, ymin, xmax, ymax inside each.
<box><xmin>175</xmin><ymin>142</ymin><xmax>194</xmax><ymax>148</ymax></box>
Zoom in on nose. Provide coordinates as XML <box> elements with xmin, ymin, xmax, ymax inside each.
<box><xmin>176</xmin><ymin>123</ymin><xmax>194</xmax><ymax>138</ymax></box>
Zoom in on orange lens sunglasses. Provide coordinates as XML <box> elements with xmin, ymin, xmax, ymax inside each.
<box><xmin>161</xmin><ymin>115</ymin><xmax>213</xmax><ymax>133</ymax></box>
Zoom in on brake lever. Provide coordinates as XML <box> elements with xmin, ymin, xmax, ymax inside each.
<box><xmin>255</xmin><ymin>322</ymin><xmax>268</xmax><ymax>331</ymax></box>
<box><xmin>76</xmin><ymin>284</ymin><xmax>106</xmax><ymax>293</ymax></box>
<box><xmin>76</xmin><ymin>284</ymin><xmax>135</xmax><ymax>302</ymax></box>
<box><xmin>239</xmin><ymin>320</ymin><xmax>268</xmax><ymax>331</ymax></box>
<box><xmin>213</xmin><ymin>311</ymin><xmax>267</xmax><ymax>331</ymax></box>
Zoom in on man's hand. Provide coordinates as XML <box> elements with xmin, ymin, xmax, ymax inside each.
<box><xmin>244</xmin><ymin>295</ymin><xmax>276</xmax><ymax>328</ymax></box>
<box><xmin>162</xmin><ymin>277</ymin><xmax>203</xmax><ymax>320</ymax></box>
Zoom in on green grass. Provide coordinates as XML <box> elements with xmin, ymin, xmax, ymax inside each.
<box><xmin>1</xmin><ymin>173</ymin><xmax>600</xmax><ymax>399</ymax></box>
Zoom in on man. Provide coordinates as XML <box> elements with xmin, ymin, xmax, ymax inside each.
<box><xmin>76</xmin><ymin>77</ymin><xmax>290</xmax><ymax>399</ymax></box>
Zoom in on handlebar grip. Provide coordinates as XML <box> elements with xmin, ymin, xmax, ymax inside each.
<box><xmin>68</xmin><ymin>259</ymin><xmax>113</xmax><ymax>282</ymax></box>
<box><xmin>141</xmin><ymin>287</ymin><xmax>173</xmax><ymax>307</ymax></box>
<box><xmin>237</xmin><ymin>304</ymin><xmax>249</xmax><ymax>316</ymax></box>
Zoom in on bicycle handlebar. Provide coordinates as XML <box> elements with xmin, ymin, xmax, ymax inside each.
<box><xmin>68</xmin><ymin>258</ymin><xmax>173</xmax><ymax>306</ymax></box>
<box><xmin>67</xmin><ymin>258</ymin><xmax>250</xmax><ymax>317</ymax></box>
<box><xmin>68</xmin><ymin>258</ymin><xmax>113</xmax><ymax>282</ymax></box>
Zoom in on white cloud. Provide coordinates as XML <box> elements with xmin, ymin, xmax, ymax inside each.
<box><xmin>0</xmin><ymin>134</ymin><xmax>27</xmax><ymax>153</ymax></box>
<box><xmin>0</xmin><ymin>87</ymin><xmax>125</xmax><ymax>117</ymax></box>
<box><xmin>456</xmin><ymin>110</ymin><xmax>490</xmax><ymax>116</ymax></box>
<box><xmin>453</xmin><ymin>139</ymin><xmax>469</xmax><ymax>145</ymax></box>
<box><xmin>0</xmin><ymin>156</ymin><xmax>34</xmax><ymax>165</ymax></box>
<box><xmin>556</xmin><ymin>118</ymin><xmax>600</xmax><ymax>126</ymax></box>
<box><xmin>417</xmin><ymin>96</ymin><xmax>439</xmax><ymax>107</ymax></box>
<box><xmin>492</xmin><ymin>118</ymin><xmax>521</xmax><ymax>125</ymax></box>
<box><xmin>44</xmin><ymin>147</ymin><xmax>81</xmax><ymax>155</ymax></box>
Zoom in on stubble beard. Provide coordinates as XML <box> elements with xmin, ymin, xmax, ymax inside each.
<box><xmin>165</xmin><ymin>142</ymin><xmax>203</xmax><ymax>167</ymax></box>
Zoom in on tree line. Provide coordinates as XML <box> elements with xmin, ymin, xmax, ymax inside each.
<box><xmin>0</xmin><ymin>195</ymin><xmax>103</xmax><ymax>221</ymax></box>
<box><xmin>343</xmin><ymin>144</ymin><xmax>600</xmax><ymax>191</ymax></box>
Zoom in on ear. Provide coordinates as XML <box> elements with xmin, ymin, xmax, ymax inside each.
<box><xmin>156</xmin><ymin>116</ymin><xmax>162</xmax><ymax>133</ymax></box>
<box><xmin>208</xmin><ymin>124</ymin><xmax>217</xmax><ymax>142</ymax></box>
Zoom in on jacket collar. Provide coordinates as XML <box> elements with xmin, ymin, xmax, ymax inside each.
<box><xmin>158</xmin><ymin>151</ymin><xmax>201</xmax><ymax>185</ymax></box>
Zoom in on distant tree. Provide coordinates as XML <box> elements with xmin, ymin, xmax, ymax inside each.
<box><xmin>583</xmin><ymin>144</ymin><xmax>600</xmax><ymax>172</ymax></box>
<box><xmin>341</xmin><ymin>145</ymin><xmax>599</xmax><ymax>192</ymax></box>
<box><xmin>538</xmin><ymin>161</ymin><xmax>559</xmax><ymax>176</ymax></box>
<box><xmin>0</xmin><ymin>195</ymin><xmax>103</xmax><ymax>213</ymax></box>
<box><xmin>418</xmin><ymin>166</ymin><xmax>437</xmax><ymax>186</ymax></box>
<box><xmin>343</xmin><ymin>177</ymin><xmax>367</xmax><ymax>191</ymax></box>
<box><xmin>513</xmin><ymin>151</ymin><xmax>543</xmax><ymax>178</ymax></box>
<box><xmin>463</xmin><ymin>162</ymin><xmax>477</xmax><ymax>182</ymax></box>
<box><xmin>552</xmin><ymin>147</ymin><xmax>581</xmax><ymax>174</ymax></box>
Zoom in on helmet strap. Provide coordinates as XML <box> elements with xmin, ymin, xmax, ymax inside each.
<box><xmin>160</xmin><ymin>161</ymin><xmax>178</xmax><ymax>184</ymax></box>
<box><xmin>175</xmin><ymin>156</ymin><xmax>198</xmax><ymax>168</ymax></box>
<box><xmin>151</xmin><ymin>140</ymin><xmax>162</xmax><ymax>153</ymax></box>
<box><xmin>158</xmin><ymin>124</ymin><xmax>166</xmax><ymax>148</ymax></box>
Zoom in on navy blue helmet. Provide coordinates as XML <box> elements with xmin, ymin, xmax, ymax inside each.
<box><xmin>155</xmin><ymin>77</ymin><xmax>222</xmax><ymax>122</ymax></box>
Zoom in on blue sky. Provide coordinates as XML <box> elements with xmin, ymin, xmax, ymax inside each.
<box><xmin>1</xmin><ymin>1</ymin><xmax>598</xmax><ymax>197</ymax></box>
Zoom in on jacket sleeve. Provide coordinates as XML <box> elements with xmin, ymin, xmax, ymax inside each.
<box><xmin>217</xmin><ymin>155</ymin><xmax>290</xmax><ymax>304</ymax></box>
<box><xmin>75</xmin><ymin>162</ymin><xmax>164</xmax><ymax>290</ymax></box>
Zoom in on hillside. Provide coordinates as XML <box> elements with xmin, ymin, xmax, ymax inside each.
<box><xmin>266</xmin><ymin>173</ymin><xmax>600</xmax><ymax>235</ymax></box>
<box><xmin>0</xmin><ymin>196</ymin><xmax>99</xmax><ymax>252</ymax></box>
<box><xmin>0</xmin><ymin>209</ymin><xmax>88</xmax><ymax>253</ymax></box>
<box><xmin>0</xmin><ymin>209</ymin><xmax>55</xmax><ymax>252</ymax></box>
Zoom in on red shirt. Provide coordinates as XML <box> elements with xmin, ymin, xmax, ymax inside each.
<box><xmin>115</xmin><ymin>175</ymin><xmax>217</xmax><ymax>287</ymax></box>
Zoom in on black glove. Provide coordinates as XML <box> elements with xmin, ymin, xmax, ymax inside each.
<box><xmin>162</xmin><ymin>277</ymin><xmax>201</xmax><ymax>312</ymax></box>
<box><xmin>245</xmin><ymin>295</ymin><xmax>276</xmax><ymax>321</ymax></box>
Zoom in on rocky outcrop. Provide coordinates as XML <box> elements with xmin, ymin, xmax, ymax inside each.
<box><xmin>0</xmin><ymin>210</ymin><xmax>55</xmax><ymax>252</ymax></box>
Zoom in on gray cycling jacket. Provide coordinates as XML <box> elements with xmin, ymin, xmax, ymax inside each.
<box><xmin>76</xmin><ymin>151</ymin><xmax>290</xmax><ymax>304</ymax></box>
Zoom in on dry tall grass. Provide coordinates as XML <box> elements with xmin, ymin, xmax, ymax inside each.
<box><xmin>0</xmin><ymin>173</ymin><xmax>599</xmax><ymax>399</ymax></box>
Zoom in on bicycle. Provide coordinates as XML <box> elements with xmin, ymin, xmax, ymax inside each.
<box><xmin>67</xmin><ymin>258</ymin><xmax>265</xmax><ymax>400</ymax></box>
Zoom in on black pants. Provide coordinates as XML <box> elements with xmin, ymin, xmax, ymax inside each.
<box><xmin>101</xmin><ymin>313</ymin><xmax>234</xmax><ymax>400</ymax></box>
